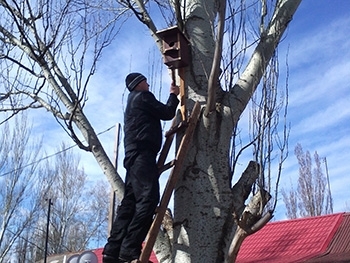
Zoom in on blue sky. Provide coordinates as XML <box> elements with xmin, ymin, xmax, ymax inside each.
<box><xmin>272</xmin><ymin>0</ymin><xmax>350</xmax><ymax>219</ymax></box>
<box><xmin>22</xmin><ymin>0</ymin><xmax>350</xmax><ymax>221</ymax></box>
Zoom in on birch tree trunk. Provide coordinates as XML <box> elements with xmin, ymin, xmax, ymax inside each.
<box><xmin>170</xmin><ymin>1</ymin><xmax>302</xmax><ymax>262</ymax></box>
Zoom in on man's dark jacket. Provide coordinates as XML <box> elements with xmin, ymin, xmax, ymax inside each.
<box><xmin>124</xmin><ymin>90</ymin><xmax>179</xmax><ymax>155</ymax></box>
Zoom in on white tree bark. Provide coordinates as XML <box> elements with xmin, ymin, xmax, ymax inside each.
<box><xmin>171</xmin><ymin>1</ymin><xmax>302</xmax><ymax>262</ymax></box>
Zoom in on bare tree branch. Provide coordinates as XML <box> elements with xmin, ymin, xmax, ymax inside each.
<box><xmin>205</xmin><ymin>0</ymin><xmax>226</xmax><ymax>116</ymax></box>
<box><xmin>126</xmin><ymin>0</ymin><xmax>163</xmax><ymax>51</ymax></box>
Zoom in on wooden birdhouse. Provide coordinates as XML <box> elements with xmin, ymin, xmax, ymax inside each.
<box><xmin>157</xmin><ymin>26</ymin><xmax>190</xmax><ymax>69</ymax></box>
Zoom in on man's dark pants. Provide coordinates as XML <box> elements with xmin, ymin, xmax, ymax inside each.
<box><xmin>103</xmin><ymin>150</ymin><xmax>159</xmax><ymax>260</ymax></box>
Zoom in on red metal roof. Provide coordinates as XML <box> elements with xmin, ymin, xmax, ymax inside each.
<box><xmin>236</xmin><ymin>213</ymin><xmax>345</xmax><ymax>263</ymax></box>
<box><xmin>303</xmin><ymin>213</ymin><xmax>350</xmax><ymax>262</ymax></box>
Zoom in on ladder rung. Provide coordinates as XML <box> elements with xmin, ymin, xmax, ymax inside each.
<box><xmin>165</xmin><ymin>120</ymin><xmax>187</xmax><ymax>137</ymax></box>
<box><xmin>158</xmin><ymin>159</ymin><xmax>176</xmax><ymax>175</ymax></box>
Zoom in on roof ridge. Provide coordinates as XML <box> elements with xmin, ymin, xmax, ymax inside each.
<box><xmin>269</xmin><ymin>212</ymin><xmax>345</xmax><ymax>225</ymax></box>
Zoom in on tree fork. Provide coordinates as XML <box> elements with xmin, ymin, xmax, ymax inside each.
<box><xmin>227</xmin><ymin>190</ymin><xmax>273</xmax><ymax>263</ymax></box>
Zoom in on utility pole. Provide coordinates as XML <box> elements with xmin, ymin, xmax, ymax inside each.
<box><xmin>44</xmin><ymin>199</ymin><xmax>53</xmax><ymax>263</ymax></box>
<box><xmin>108</xmin><ymin>123</ymin><xmax>121</xmax><ymax>235</ymax></box>
<box><xmin>323</xmin><ymin>157</ymin><xmax>333</xmax><ymax>213</ymax></box>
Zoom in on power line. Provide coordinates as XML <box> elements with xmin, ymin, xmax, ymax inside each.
<box><xmin>0</xmin><ymin>125</ymin><xmax>115</xmax><ymax>177</ymax></box>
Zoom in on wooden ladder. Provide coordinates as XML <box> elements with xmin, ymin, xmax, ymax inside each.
<box><xmin>139</xmin><ymin>101</ymin><xmax>200</xmax><ymax>263</ymax></box>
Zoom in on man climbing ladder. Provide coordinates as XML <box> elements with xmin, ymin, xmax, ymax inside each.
<box><xmin>139</xmin><ymin>100</ymin><xmax>200</xmax><ymax>263</ymax></box>
<box><xmin>102</xmin><ymin>73</ymin><xmax>180</xmax><ymax>263</ymax></box>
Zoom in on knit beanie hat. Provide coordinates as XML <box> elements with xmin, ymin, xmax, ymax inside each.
<box><xmin>125</xmin><ymin>73</ymin><xmax>146</xmax><ymax>91</ymax></box>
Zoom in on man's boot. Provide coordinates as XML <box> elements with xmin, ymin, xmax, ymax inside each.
<box><xmin>102</xmin><ymin>254</ymin><xmax>119</xmax><ymax>263</ymax></box>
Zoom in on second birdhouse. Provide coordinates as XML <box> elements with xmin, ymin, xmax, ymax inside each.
<box><xmin>157</xmin><ymin>26</ymin><xmax>190</xmax><ymax>69</ymax></box>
